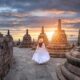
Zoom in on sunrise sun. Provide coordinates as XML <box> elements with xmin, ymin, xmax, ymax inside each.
<box><xmin>47</xmin><ymin>31</ymin><xmax>55</xmax><ymax>41</ymax></box>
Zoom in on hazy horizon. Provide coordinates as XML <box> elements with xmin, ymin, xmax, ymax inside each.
<box><xmin>0</xmin><ymin>26</ymin><xmax>79</xmax><ymax>42</ymax></box>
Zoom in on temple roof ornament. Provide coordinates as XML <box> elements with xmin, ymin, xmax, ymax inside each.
<box><xmin>41</xmin><ymin>26</ymin><xmax>44</xmax><ymax>34</ymax></box>
<box><xmin>26</xmin><ymin>29</ymin><xmax>28</xmax><ymax>35</ymax></box>
<box><xmin>58</xmin><ymin>19</ymin><xmax>61</xmax><ymax>31</ymax></box>
<box><xmin>8</xmin><ymin>30</ymin><xmax>10</xmax><ymax>35</ymax></box>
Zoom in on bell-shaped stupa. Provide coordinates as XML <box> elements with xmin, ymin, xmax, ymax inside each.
<box><xmin>38</xmin><ymin>26</ymin><xmax>48</xmax><ymax>46</ymax></box>
<box><xmin>52</xmin><ymin>19</ymin><xmax>68</xmax><ymax>46</ymax></box>
<box><xmin>49</xmin><ymin>19</ymin><xmax>71</xmax><ymax>57</ymax></box>
<box><xmin>20</xmin><ymin>29</ymin><xmax>32</xmax><ymax>48</ymax></box>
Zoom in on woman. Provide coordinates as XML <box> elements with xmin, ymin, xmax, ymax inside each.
<box><xmin>32</xmin><ymin>38</ymin><xmax>50</xmax><ymax>64</ymax></box>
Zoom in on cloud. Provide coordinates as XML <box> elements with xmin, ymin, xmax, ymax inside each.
<box><xmin>0</xmin><ymin>6</ymin><xmax>18</xmax><ymax>13</ymax></box>
<box><xmin>64</xmin><ymin>22</ymin><xmax>80</xmax><ymax>28</ymax></box>
<box><xmin>0</xmin><ymin>0</ymin><xmax>79</xmax><ymax>29</ymax></box>
<box><xmin>0</xmin><ymin>0</ymin><xmax>80</xmax><ymax>12</ymax></box>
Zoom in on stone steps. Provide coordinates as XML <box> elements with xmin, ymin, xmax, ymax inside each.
<box><xmin>56</xmin><ymin>63</ymin><xmax>80</xmax><ymax>80</ymax></box>
<box><xmin>66</xmin><ymin>52</ymin><xmax>80</xmax><ymax>67</ymax></box>
<box><xmin>56</xmin><ymin>65</ymin><xmax>67</xmax><ymax>80</ymax></box>
<box><xmin>56</xmin><ymin>51</ymin><xmax>80</xmax><ymax>80</ymax></box>
<box><xmin>65</xmin><ymin>62</ymin><xmax>80</xmax><ymax>77</ymax></box>
<box><xmin>61</xmin><ymin>64</ymin><xmax>80</xmax><ymax>80</ymax></box>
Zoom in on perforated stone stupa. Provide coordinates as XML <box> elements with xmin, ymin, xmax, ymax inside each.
<box><xmin>49</xmin><ymin>19</ymin><xmax>71</xmax><ymax>57</ymax></box>
<box><xmin>52</xmin><ymin>19</ymin><xmax>68</xmax><ymax>46</ymax></box>
<box><xmin>20</xmin><ymin>29</ymin><xmax>32</xmax><ymax>48</ymax></box>
<box><xmin>38</xmin><ymin>26</ymin><xmax>48</xmax><ymax>46</ymax></box>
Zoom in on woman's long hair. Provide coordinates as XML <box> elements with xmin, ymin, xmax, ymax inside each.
<box><xmin>38</xmin><ymin>42</ymin><xmax>43</xmax><ymax>47</ymax></box>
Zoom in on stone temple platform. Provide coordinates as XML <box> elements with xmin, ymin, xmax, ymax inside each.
<box><xmin>4</xmin><ymin>47</ymin><xmax>66</xmax><ymax>80</ymax></box>
<box><xmin>56</xmin><ymin>46</ymin><xmax>80</xmax><ymax>80</ymax></box>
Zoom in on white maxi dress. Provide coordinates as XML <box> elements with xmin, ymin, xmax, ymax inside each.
<box><xmin>32</xmin><ymin>43</ymin><xmax>50</xmax><ymax>64</ymax></box>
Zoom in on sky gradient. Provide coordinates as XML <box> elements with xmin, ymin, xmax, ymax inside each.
<box><xmin>0</xmin><ymin>0</ymin><xmax>80</xmax><ymax>41</ymax></box>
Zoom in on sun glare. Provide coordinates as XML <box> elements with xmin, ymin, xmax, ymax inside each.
<box><xmin>46</xmin><ymin>31</ymin><xmax>55</xmax><ymax>41</ymax></box>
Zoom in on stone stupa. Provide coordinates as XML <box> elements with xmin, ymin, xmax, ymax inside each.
<box><xmin>52</xmin><ymin>19</ymin><xmax>68</xmax><ymax>46</ymax></box>
<box><xmin>49</xmin><ymin>19</ymin><xmax>71</xmax><ymax>57</ymax></box>
<box><xmin>38</xmin><ymin>26</ymin><xmax>49</xmax><ymax>46</ymax></box>
<box><xmin>20</xmin><ymin>29</ymin><xmax>32</xmax><ymax>48</ymax></box>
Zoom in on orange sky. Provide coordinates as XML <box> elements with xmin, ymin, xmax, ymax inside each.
<box><xmin>0</xmin><ymin>26</ymin><xmax>78</xmax><ymax>42</ymax></box>
<box><xmin>0</xmin><ymin>19</ymin><xmax>79</xmax><ymax>41</ymax></box>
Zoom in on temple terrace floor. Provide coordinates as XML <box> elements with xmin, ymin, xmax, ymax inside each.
<box><xmin>4</xmin><ymin>47</ymin><xmax>66</xmax><ymax>80</ymax></box>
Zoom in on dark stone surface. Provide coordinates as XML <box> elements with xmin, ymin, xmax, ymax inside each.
<box><xmin>57</xmin><ymin>49</ymin><xmax>80</xmax><ymax>80</ymax></box>
<box><xmin>66</xmin><ymin>52</ymin><xmax>80</xmax><ymax>67</ymax></box>
<box><xmin>61</xmin><ymin>65</ymin><xmax>80</xmax><ymax>80</ymax></box>
<box><xmin>65</xmin><ymin>62</ymin><xmax>80</xmax><ymax>76</ymax></box>
<box><xmin>56</xmin><ymin>65</ymin><xmax>66</xmax><ymax>80</ymax></box>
